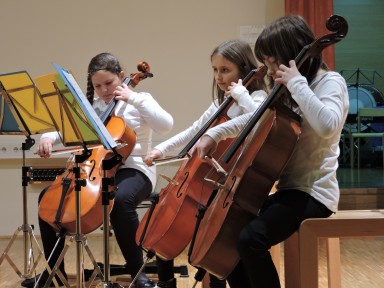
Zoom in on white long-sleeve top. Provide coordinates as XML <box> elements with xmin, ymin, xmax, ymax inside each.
<box><xmin>153</xmin><ymin>90</ymin><xmax>267</xmax><ymax>157</ymax></box>
<box><xmin>41</xmin><ymin>91</ymin><xmax>173</xmax><ymax>189</ymax></box>
<box><xmin>206</xmin><ymin>71</ymin><xmax>349</xmax><ymax>212</ymax></box>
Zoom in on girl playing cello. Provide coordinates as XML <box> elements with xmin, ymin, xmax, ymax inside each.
<box><xmin>22</xmin><ymin>52</ymin><xmax>173</xmax><ymax>288</ymax></box>
<box><xmin>144</xmin><ymin>39</ymin><xmax>267</xmax><ymax>288</ymax></box>
<box><xmin>195</xmin><ymin>15</ymin><xmax>349</xmax><ymax>288</ymax></box>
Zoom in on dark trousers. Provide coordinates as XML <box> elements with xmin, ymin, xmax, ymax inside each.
<box><xmin>227</xmin><ymin>190</ymin><xmax>333</xmax><ymax>288</ymax></box>
<box><xmin>156</xmin><ymin>257</ymin><xmax>227</xmax><ymax>287</ymax></box>
<box><xmin>38</xmin><ymin>168</ymin><xmax>152</xmax><ymax>278</ymax></box>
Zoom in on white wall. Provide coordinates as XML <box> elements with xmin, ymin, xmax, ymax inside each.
<box><xmin>0</xmin><ymin>0</ymin><xmax>284</xmax><ymax>236</ymax></box>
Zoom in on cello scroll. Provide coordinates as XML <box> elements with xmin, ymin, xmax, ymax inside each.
<box><xmin>127</xmin><ymin>61</ymin><xmax>153</xmax><ymax>87</ymax></box>
<box><xmin>297</xmin><ymin>14</ymin><xmax>348</xmax><ymax>67</ymax></box>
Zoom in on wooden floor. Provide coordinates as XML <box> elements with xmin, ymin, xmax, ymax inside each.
<box><xmin>1</xmin><ymin>166</ymin><xmax>384</xmax><ymax>287</ymax></box>
<box><xmin>1</xmin><ymin>234</ymin><xmax>384</xmax><ymax>288</ymax></box>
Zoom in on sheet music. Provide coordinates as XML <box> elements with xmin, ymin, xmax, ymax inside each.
<box><xmin>53</xmin><ymin>63</ymin><xmax>117</xmax><ymax>150</ymax></box>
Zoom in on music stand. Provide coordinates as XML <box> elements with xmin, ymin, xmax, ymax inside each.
<box><xmin>340</xmin><ymin>68</ymin><xmax>383</xmax><ymax>119</ymax></box>
<box><xmin>0</xmin><ymin>71</ymin><xmax>56</xmax><ymax>279</ymax></box>
<box><xmin>35</xmin><ymin>64</ymin><xmax>123</xmax><ymax>288</ymax></box>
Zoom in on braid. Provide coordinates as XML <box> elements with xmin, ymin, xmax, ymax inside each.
<box><xmin>86</xmin><ymin>73</ymin><xmax>95</xmax><ymax>105</ymax></box>
<box><xmin>87</xmin><ymin>52</ymin><xmax>123</xmax><ymax>104</ymax></box>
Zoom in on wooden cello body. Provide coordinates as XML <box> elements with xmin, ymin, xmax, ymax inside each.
<box><xmin>188</xmin><ymin>15</ymin><xmax>349</xmax><ymax>279</ymax></box>
<box><xmin>136</xmin><ymin>67</ymin><xmax>267</xmax><ymax>260</ymax></box>
<box><xmin>39</xmin><ymin>62</ymin><xmax>152</xmax><ymax>235</ymax></box>
<box><xmin>38</xmin><ymin>116</ymin><xmax>136</xmax><ymax>234</ymax></box>
<box><xmin>189</xmin><ymin>107</ymin><xmax>301</xmax><ymax>278</ymax></box>
<box><xmin>136</xmin><ymin>131</ymin><xmax>236</xmax><ymax>260</ymax></box>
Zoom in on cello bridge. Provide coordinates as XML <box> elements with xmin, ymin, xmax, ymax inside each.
<box><xmin>204</xmin><ymin>177</ymin><xmax>226</xmax><ymax>190</ymax></box>
<box><xmin>204</xmin><ymin>156</ymin><xmax>228</xmax><ymax>176</ymax></box>
<box><xmin>159</xmin><ymin>174</ymin><xmax>179</xmax><ymax>186</ymax></box>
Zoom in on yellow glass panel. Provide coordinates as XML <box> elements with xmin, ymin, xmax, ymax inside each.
<box><xmin>34</xmin><ymin>72</ymin><xmax>101</xmax><ymax>146</ymax></box>
<box><xmin>0</xmin><ymin>71</ymin><xmax>55</xmax><ymax>135</ymax></box>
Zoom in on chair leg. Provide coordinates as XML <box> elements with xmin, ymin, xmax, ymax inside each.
<box><xmin>326</xmin><ymin>238</ymin><xmax>341</xmax><ymax>288</ymax></box>
<box><xmin>284</xmin><ymin>234</ymin><xmax>341</xmax><ymax>288</ymax></box>
<box><xmin>284</xmin><ymin>232</ymin><xmax>300</xmax><ymax>288</ymax></box>
<box><xmin>270</xmin><ymin>244</ymin><xmax>280</xmax><ymax>277</ymax></box>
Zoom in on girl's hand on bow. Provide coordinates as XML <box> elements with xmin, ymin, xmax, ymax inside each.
<box><xmin>36</xmin><ymin>137</ymin><xmax>54</xmax><ymax>158</ymax></box>
<box><xmin>144</xmin><ymin>149</ymin><xmax>163</xmax><ymax>166</ymax></box>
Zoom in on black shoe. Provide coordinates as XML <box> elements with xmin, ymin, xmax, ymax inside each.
<box><xmin>21</xmin><ymin>274</ymin><xmax>65</xmax><ymax>288</ymax></box>
<box><xmin>156</xmin><ymin>278</ymin><xmax>177</xmax><ymax>288</ymax></box>
<box><xmin>134</xmin><ymin>272</ymin><xmax>156</xmax><ymax>288</ymax></box>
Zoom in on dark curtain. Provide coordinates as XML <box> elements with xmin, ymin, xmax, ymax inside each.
<box><xmin>285</xmin><ymin>0</ymin><xmax>335</xmax><ymax>70</ymax></box>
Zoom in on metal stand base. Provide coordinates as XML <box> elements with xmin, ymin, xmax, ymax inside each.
<box><xmin>0</xmin><ymin>139</ymin><xmax>47</xmax><ymax>279</ymax></box>
<box><xmin>95</xmin><ymin>282</ymin><xmax>124</xmax><ymax>288</ymax></box>
<box><xmin>0</xmin><ymin>224</ymin><xmax>45</xmax><ymax>278</ymax></box>
<box><xmin>93</xmin><ymin>261</ymin><xmax>189</xmax><ymax>278</ymax></box>
<box><xmin>40</xmin><ymin>233</ymin><xmax>103</xmax><ymax>288</ymax></box>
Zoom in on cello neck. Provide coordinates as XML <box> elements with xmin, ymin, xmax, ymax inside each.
<box><xmin>179</xmin><ymin>96</ymin><xmax>234</xmax><ymax>156</ymax></box>
<box><xmin>99</xmin><ymin>77</ymin><xmax>131</xmax><ymax>123</ymax></box>
<box><xmin>178</xmin><ymin>66</ymin><xmax>266</xmax><ymax>157</ymax></box>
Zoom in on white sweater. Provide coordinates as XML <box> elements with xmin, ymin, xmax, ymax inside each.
<box><xmin>206</xmin><ymin>72</ymin><xmax>349</xmax><ymax>212</ymax></box>
<box><xmin>154</xmin><ymin>90</ymin><xmax>267</xmax><ymax>157</ymax></box>
<box><xmin>41</xmin><ymin>91</ymin><xmax>173</xmax><ymax>189</ymax></box>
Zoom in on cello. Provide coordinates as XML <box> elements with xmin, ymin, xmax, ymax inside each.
<box><xmin>136</xmin><ymin>66</ymin><xmax>267</xmax><ymax>260</ymax></box>
<box><xmin>189</xmin><ymin>15</ymin><xmax>349</xmax><ymax>279</ymax></box>
<box><xmin>38</xmin><ymin>62</ymin><xmax>153</xmax><ymax>234</ymax></box>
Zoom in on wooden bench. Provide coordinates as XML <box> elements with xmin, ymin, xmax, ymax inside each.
<box><xmin>283</xmin><ymin>209</ymin><xmax>384</xmax><ymax>288</ymax></box>
<box><xmin>201</xmin><ymin>204</ymin><xmax>384</xmax><ymax>287</ymax></box>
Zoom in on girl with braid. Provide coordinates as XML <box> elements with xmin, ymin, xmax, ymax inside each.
<box><xmin>22</xmin><ymin>52</ymin><xmax>173</xmax><ymax>288</ymax></box>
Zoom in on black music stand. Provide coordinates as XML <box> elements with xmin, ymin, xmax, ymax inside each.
<box><xmin>340</xmin><ymin>68</ymin><xmax>382</xmax><ymax>87</ymax></box>
<box><xmin>340</xmin><ymin>68</ymin><xmax>383</xmax><ymax>120</ymax></box>
<box><xmin>0</xmin><ymin>71</ymin><xmax>56</xmax><ymax>279</ymax></box>
<box><xmin>35</xmin><ymin>64</ymin><xmax>124</xmax><ymax>288</ymax></box>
